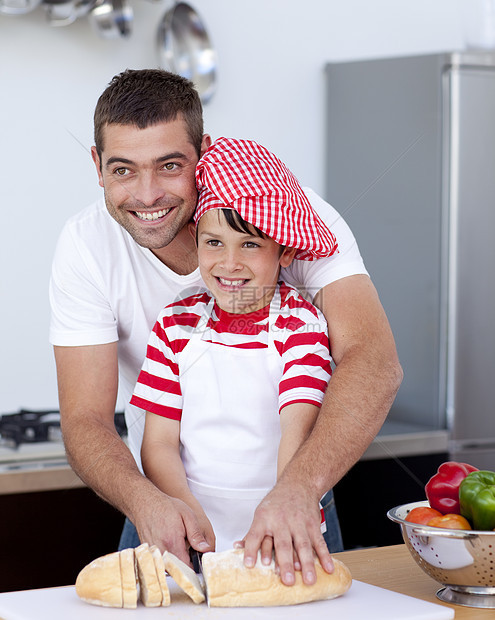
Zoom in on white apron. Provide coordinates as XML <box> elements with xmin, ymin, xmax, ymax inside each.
<box><xmin>178</xmin><ymin>289</ymin><xmax>283</xmax><ymax>551</ymax></box>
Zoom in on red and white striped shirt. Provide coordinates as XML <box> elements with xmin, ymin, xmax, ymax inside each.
<box><xmin>131</xmin><ymin>282</ymin><xmax>331</xmax><ymax>420</ymax></box>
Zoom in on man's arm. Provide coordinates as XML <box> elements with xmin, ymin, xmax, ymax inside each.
<box><xmin>242</xmin><ymin>274</ymin><xmax>403</xmax><ymax>584</ymax></box>
<box><xmin>54</xmin><ymin>343</ymin><xmax>212</xmax><ymax>562</ymax></box>
<box><xmin>141</xmin><ymin>412</ymin><xmax>216</xmax><ymax>548</ymax></box>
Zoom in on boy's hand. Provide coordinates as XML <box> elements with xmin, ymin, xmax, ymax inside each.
<box><xmin>237</xmin><ymin>481</ymin><xmax>334</xmax><ymax>586</ymax></box>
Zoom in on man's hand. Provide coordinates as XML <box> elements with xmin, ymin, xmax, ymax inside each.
<box><xmin>54</xmin><ymin>343</ymin><xmax>214</xmax><ymax>567</ymax></box>
<box><xmin>136</xmin><ymin>494</ymin><xmax>214</xmax><ymax>565</ymax></box>
<box><xmin>239</xmin><ymin>480</ymin><xmax>334</xmax><ymax>586</ymax></box>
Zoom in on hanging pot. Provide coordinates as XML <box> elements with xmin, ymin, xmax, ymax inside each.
<box><xmin>42</xmin><ymin>0</ymin><xmax>97</xmax><ymax>27</ymax></box>
<box><xmin>89</xmin><ymin>0</ymin><xmax>132</xmax><ymax>39</ymax></box>
<box><xmin>157</xmin><ymin>1</ymin><xmax>217</xmax><ymax>104</ymax></box>
<box><xmin>0</xmin><ymin>0</ymin><xmax>41</xmax><ymax>15</ymax></box>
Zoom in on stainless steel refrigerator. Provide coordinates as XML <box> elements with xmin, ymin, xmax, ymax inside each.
<box><xmin>325</xmin><ymin>51</ymin><xmax>495</xmax><ymax>470</ymax></box>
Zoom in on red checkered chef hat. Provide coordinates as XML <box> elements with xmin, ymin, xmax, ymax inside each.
<box><xmin>194</xmin><ymin>137</ymin><xmax>338</xmax><ymax>260</ymax></box>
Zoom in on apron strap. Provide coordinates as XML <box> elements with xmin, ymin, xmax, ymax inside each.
<box><xmin>266</xmin><ymin>284</ymin><xmax>281</xmax><ymax>350</ymax></box>
<box><xmin>190</xmin><ymin>284</ymin><xmax>283</xmax><ymax>350</ymax></box>
<box><xmin>188</xmin><ymin>295</ymin><xmax>215</xmax><ymax>344</ymax></box>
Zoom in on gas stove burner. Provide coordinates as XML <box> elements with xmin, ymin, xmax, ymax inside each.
<box><xmin>0</xmin><ymin>409</ymin><xmax>61</xmax><ymax>448</ymax></box>
<box><xmin>0</xmin><ymin>409</ymin><xmax>127</xmax><ymax>449</ymax></box>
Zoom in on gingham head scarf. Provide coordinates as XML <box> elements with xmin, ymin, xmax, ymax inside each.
<box><xmin>194</xmin><ymin>137</ymin><xmax>338</xmax><ymax>260</ymax></box>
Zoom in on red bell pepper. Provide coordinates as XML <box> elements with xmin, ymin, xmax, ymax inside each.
<box><xmin>425</xmin><ymin>461</ymin><xmax>478</xmax><ymax>515</ymax></box>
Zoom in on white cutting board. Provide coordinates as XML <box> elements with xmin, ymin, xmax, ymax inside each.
<box><xmin>0</xmin><ymin>578</ymin><xmax>454</xmax><ymax>620</ymax></box>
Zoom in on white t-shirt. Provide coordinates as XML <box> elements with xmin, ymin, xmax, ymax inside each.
<box><xmin>49</xmin><ymin>188</ymin><xmax>368</xmax><ymax>469</ymax></box>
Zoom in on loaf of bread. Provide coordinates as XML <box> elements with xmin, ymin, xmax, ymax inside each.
<box><xmin>76</xmin><ymin>546</ymin><xmax>350</xmax><ymax>609</ymax></box>
<box><xmin>202</xmin><ymin>548</ymin><xmax>352</xmax><ymax>607</ymax></box>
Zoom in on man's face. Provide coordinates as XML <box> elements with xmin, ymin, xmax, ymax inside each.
<box><xmin>92</xmin><ymin>118</ymin><xmax>209</xmax><ymax>251</ymax></box>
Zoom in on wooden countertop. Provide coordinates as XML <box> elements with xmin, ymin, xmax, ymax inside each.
<box><xmin>0</xmin><ymin>465</ymin><xmax>84</xmax><ymax>495</ymax></box>
<box><xmin>334</xmin><ymin>544</ymin><xmax>493</xmax><ymax>619</ymax></box>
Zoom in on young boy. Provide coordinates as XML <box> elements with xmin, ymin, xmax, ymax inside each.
<box><xmin>131</xmin><ymin>137</ymin><xmax>338</xmax><ymax>552</ymax></box>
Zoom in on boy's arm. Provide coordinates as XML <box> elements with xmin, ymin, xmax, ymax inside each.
<box><xmin>141</xmin><ymin>412</ymin><xmax>216</xmax><ymax>550</ymax></box>
<box><xmin>277</xmin><ymin>402</ymin><xmax>319</xmax><ymax>478</ymax></box>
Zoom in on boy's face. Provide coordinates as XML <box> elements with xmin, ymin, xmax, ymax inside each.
<box><xmin>197</xmin><ymin>210</ymin><xmax>296</xmax><ymax>314</ymax></box>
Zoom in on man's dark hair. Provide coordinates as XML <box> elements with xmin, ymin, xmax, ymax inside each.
<box><xmin>94</xmin><ymin>69</ymin><xmax>204</xmax><ymax>158</ymax></box>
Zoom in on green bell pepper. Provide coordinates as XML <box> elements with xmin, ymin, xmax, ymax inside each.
<box><xmin>459</xmin><ymin>470</ymin><xmax>495</xmax><ymax>530</ymax></box>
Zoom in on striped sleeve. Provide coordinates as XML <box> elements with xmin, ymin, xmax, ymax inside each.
<box><xmin>130</xmin><ymin>293</ymin><xmax>207</xmax><ymax>420</ymax></box>
<box><xmin>276</xmin><ymin>285</ymin><xmax>332</xmax><ymax>412</ymax></box>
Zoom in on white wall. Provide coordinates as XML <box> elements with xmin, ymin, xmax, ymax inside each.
<box><xmin>0</xmin><ymin>0</ymin><xmax>467</xmax><ymax>411</ymax></box>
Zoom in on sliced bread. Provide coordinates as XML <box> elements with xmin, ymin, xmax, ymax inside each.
<box><xmin>135</xmin><ymin>543</ymin><xmax>162</xmax><ymax>607</ymax></box>
<box><xmin>150</xmin><ymin>545</ymin><xmax>171</xmax><ymax>606</ymax></box>
<box><xmin>120</xmin><ymin>547</ymin><xmax>138</xmax><ymax>608</ymax></box>
<box><xmin>162</xmin><ymin>550</ymin><xmax>205</xmax><ymax>604</ymax></box>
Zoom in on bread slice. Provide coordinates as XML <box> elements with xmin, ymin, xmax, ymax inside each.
<box><xmin>162</xmin><ymin>550</ymin><xmax>205</xmax><ymax>604</ymax></box>
<box><xmin>150</xmin><ymin>545</ymin><xmax>170</xmax><ymax>606</ymax></box>
<box><xmin>135</xmin><ymin>543</ymin><xmax>162</xmax><ymax>607</ymax></box>
<box><xmin>202</xmin><ymin>548</ymin><xmax>352</xmax><ymax>607</ymax></box>
<box><xmin>75</xmin><ymin>551</ymin><xmax>122</xmax><ymax>608</ymax></box>
<box><xmin>120</xmin><ymin>547</ymin><xmax>138</xmax><ymax>608</ymax></box>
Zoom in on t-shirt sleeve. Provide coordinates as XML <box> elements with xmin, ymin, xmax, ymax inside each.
<box><xmin>49</xmin><ymin>222</ymin><xmax>118</xmax><ymax>346</ymax></box>
<box><xmin>281</xmin><ymin>187</ymin><xmax>369</xmax><ymax>302</ymax></box>
<box><xmin>130</xmin><ymin>312</ymin><xmax>183</xmax><ymax>421</ymax></box>
<box><xmin>277</xmin><ymin>300</ymin><xmax>332</xmax><ymax>412</ymax></box>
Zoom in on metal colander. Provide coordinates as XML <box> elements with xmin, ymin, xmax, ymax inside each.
<box><xmin>387</xmin><ymin>500</ymin><xmax>495</xmax><ymax>608</ymax></box>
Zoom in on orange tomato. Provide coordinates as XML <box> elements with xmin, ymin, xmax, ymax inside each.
<box><xmin>405</xmin><ymin>507</ymin><xmax>442</xmax><ymax>525</ymax></box>
<box><xmin>427</xmin><ymin>514</ymin><xmax>472</xmax><ymax>530</ymax></box>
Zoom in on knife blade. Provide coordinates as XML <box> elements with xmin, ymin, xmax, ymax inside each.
<box><xmin>189</xmin><ymin>549</ymin><xmax>207</xmax><ymax>603</ymax></box>
<box><xmin>190</xmin><ymin>549</ymin><xmax>203</xmax><ymax>575</ymax></box>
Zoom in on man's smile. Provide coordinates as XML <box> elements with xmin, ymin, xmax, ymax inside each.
<box><xmin>134</xmin><ymin>208</ymin><xmax>171</xmax><ymax>222</ymax></box>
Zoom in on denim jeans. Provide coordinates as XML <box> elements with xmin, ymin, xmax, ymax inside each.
<box><xmin>118</xmin><ymin>489</ymin><xmax>343</xmax><ymax>553</ymax></box>
<box><xmin>321</xmin><ymin>488</ymin><xmax>344</xmax><ymax>553</ymax></box>
<box><xmin>118</xmin><ymin>517</ymin><xmax>140</xmax><ymax>551</ymax></box>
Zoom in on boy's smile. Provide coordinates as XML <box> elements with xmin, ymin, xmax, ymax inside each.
<box><xmin>197</xmin><ymin>210</ymin><xmax>296</xmax><ymax>314</ymax></box>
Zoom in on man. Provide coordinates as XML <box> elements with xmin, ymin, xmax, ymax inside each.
<box><xmin>49</xmin><ymin>69</ymin><xmax>402</xmax><ymax>588</ymax></box>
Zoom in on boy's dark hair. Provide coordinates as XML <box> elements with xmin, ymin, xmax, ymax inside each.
<box><xmin>222</xmin><ymin>209</ymin><xmax>266</xmax><ymax>238</ymax></box>
<box><xmin>94</xmin><ymin>69</ymin><xmax>204</xmax><ymax>159</ymax></box>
